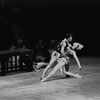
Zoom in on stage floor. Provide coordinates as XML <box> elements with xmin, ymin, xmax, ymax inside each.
<box><xmin>0</xmin><ymin>57</ymin><xmax>100</xmax><ymax>100</ymax></box>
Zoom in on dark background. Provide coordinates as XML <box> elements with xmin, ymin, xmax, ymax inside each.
<box><xmin>0</xmin><ymin>0</ymin><xmax>100</xmax><ymax>56</ymax></box>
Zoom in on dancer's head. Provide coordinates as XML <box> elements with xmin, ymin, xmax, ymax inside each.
<box><xmin>65</xmin><ymin>33</ymin><xmax>73</xmax><ymax>42</ymax></box>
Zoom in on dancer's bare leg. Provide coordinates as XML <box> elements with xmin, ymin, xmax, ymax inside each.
<box><xmin>62</xmin><ymin>66</ymin><xmax>82</xmax><ymax>78</ymax></box>
<box><xmin>41</xmin><ymin>57</ymin><xmax>57</xmax><ymax>79</ymax></box>
<box><xmin>41</xmin><ymin>61</ymin><xmax>65</xmax><ymax>82</ymax></box>
<box><xmin>70</xmin><ymin>50</ymin><xmax>82</xmax><ymax>70</ymax></box>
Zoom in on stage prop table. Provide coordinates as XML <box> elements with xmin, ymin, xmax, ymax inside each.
<box><xmin>0</xmin><ymin>49</ymin><xmax>34</xmax><ymax>76</ymax></box>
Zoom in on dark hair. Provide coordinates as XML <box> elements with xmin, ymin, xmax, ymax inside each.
<box><xmin>66</xmin><ymin>33</ymin><xmax>73</xmax><ymax>39</ymax></box>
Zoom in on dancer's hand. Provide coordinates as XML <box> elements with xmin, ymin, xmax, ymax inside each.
<box><xmin>73</xmin><ymin>42</ymin><xmax>84</xmax><ymax>50</ymax></box>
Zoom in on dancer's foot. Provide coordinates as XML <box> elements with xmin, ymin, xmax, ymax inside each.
<box><xmin>41</xmin><ymin>78</ymin><xmax>46</xmax><ymax>82</ymax></box>
<box><xmin>40</xmin><ymin>77</ymin><xmax>43</xmax><ymax>80</ymax></box>
<box><xmin>75</xmin><ymin>73</ymin><xmax>83</xmax><ymax>78</ymax></box>
<box><xmin>78</xmin><ymin>67</ymin><xmax>82</xmax><ymax>71</ymax></box>
<box><xmin>33</xmin><ymin>64</ymin><xmax>40</xmax><ymax>72</ymax></box>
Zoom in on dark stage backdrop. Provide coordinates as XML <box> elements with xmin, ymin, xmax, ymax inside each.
<box><xmin>0</xmin><ymin>0</ymin><xmax>100</xmax><ymax>56</ymax></box>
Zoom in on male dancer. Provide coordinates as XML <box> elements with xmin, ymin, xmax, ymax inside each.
<box><xmin>60</xmin><ymin>33</ymin><xmax>83</xmax><ymax>72</ymax></box>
